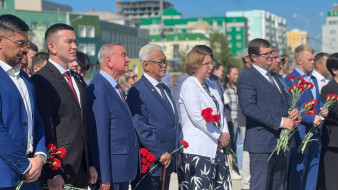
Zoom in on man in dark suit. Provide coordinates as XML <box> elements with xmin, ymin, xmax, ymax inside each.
<box><xmin>0</xmin><ymin>14</ymin><xmax>46</xmax><ymax>189</ymax></box>
<box><xmin>237</xmin><ymin>38</ymin><xmax>300</xmax><ymax>190</ymax></box>
<box><xmin>31</xmin><ymin>23</ymin><xmax>97</xmax><ymax>188</ymax></box>
<box><xmin>128</xmin><ymin>44</ymin><xmax>180</xmax><ymax>190</ymax></box>
<box><xmin>87</xmin><ymin>43</ymin><xmax>139</xmax><ymax>190</ymax></box>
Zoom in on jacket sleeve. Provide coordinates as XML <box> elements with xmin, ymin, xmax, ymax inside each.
<box><xmin>87</xmin><ymin>85</ymin><xmax>111</xmax><ymax>183</ymax></box>
<box><xmin>237</xmin><ymin>73</ymin><xmax>282</xmax><ymax>130</ymax></box>
<box><xmin>180</xmin><ymin>81</ymin><xmax>222</xmax><ymax>141</ymax></box>
<box><xmin>0</xmin><ymin>94</ymin><xmax>30</xmax><ymax>174</ymax></box>
<box><xmin>127</xmin><ymin>87</ymin><xmax>167</xmax><ymax>159</ymax></box>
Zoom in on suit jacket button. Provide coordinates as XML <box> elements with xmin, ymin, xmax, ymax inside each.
<box><xmin>16</xmin><ymin>162</ymin><xmax>22</xmax><ymax>168</ymax></box>
<box><xmin>134</xmin><ymin>143</ymin><xmax>138</xmax><ymax>146</ymax></box>
<box><xmin>23</xmin><ymin>122</ymin><xmax>28</xmax><ymax>127</ymax></box>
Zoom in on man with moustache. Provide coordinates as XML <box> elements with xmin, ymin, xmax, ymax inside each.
<box><xmin>128</xmin><ymin>44</ymin><xmax>180</xmax><ymax>190</ymax></box>
<box><xmin>0</xmin><ymin>14</ymin><xmax>46</xmax><ymax>189</ymax></box>
<box><xmin>87</xmin><ymin>43</ymin><xmax>139</xmax><ymax>190</ymax></box>
<box><xmin>31</xmin><ymin>23</ymin><xmax>97</xmax><ymax>189</ymax></box>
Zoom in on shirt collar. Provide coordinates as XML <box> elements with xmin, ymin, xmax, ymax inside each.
<box><xmin>49</xmin><ymin>58</ymin><xmax>69</xmax><ymax>75</ymax></box>
<box><xmin>99</xmin><ymin>70</ymin><xmax>118</xmax><ymax>88</ymax></box>
<box><xmin>144</xmin><ymin>73</ymin><xmax>161</xmax><ymax>87</ymax></box>
<box><xmin>252</xmin><ymin>64</ymin><xmax>268</xmax><ymax>76</ymax></box>
<box><xmin>312</xmin><ymin>70</ymin><xmax>328</xmax><ymax>81</ymax></box>
<box><xmin>294</xmin><ymin>67</ymin><xmax>312</xmax><ymax>78</ymax></box>
<box><xmin>0</xmin><ymin>60</ymin><xmax>21</xmax><ymax>77</ymax></box>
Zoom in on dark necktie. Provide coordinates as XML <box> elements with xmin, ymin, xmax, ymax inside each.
<box><xmin>116</xmin><ymin>83</ymin><xmax>127</xmax><ymax>105</ymax></box>
<box><xmin>266</xmin><ymin>71</ymin><xmax>278</xmax><ymax>89</ymax></box>
<box><xmin>63</xmin><ymin>71</ymin><xmax>79</xmax><ymax>105</ymax></box>
<box><xmin>156</xmin><ymin>83</ymin><xmax>174</xmax><ymax>115</ymax></box>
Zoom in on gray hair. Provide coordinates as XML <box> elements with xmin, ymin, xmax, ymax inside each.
<box><xmin>286</xmin><ymin>57</ymin><xmax>296</xmax><ymax>74</ymax></box>
<box><xmin>97</xmin><ymin>42</ymin><xmax>122</xmax><ymax>66</ymax></box>
<box><xmin>139</xmin><ymin>44</ymin><xmax>163</xmax><ymax>65</ymax></box>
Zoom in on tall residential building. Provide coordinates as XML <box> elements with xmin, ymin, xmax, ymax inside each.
<box><xmin>116</xmin><ymin>0</ymin><xmax>173</xmax><ymax>26</ymax></box>
<box><xmin>226</xmin><ymin>9</ymin><xmax>287</xmax><ymax>53</ymax></box>
<box><xmin>322</xmin><ymin>5</ymin><xmax>338</xmax><ymax>53</ymax></box>
<box><xmin>15</xmin><ymin>0</ymin><xmax>72</xmax><ymax>12</ymax></box>
<box><xmin>287</xmin><ymin>29</ymin><xmax>308</xmax><ymax>52</ymax></box>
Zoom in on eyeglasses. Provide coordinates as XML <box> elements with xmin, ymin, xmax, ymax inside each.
<box><xmin>1</xmin><ymin>36</ymin><xmax>31</xmax><ymax>48</ymax></box>
<box><xmin>257</xmin><ymin>51</ymin><xmax>275</xmax><ymax>57</ymax></box>
<box><xmin>147</xmin><ymin>60</ymin><xmax>167</xmax><ymax>67</ymax></box>
<box><xmin>129</xmin><ymin>75</ymin><xmax>137</xmax><ymax>80</ymax></box>
<box><xmin>202</xmin><ymin>61</ymin><xmax>214</xmax><ymax>67</ymax></box>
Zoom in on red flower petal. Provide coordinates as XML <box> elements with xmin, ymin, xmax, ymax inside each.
<box><xmin>181</xmin><ymin>140</ymin><xmax>189</xmax><ymax>148</ymax></box>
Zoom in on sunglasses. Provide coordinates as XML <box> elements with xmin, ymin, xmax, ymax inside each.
<box><xmin>129</xmin><ymin>75</ymin><xmax>137</xmax><ymax>80</ymax></box>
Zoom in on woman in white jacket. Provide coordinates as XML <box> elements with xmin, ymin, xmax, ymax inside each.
<box><xmin>178</xmin><ymin>45</ymin><xmax>232</xmax><ymax>190</ymax></box>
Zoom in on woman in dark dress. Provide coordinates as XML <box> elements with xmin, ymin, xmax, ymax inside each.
<box><xmin>318</xmin><ymin>53</ymin><xmax>338</xmax><ymax>190</ymax></box>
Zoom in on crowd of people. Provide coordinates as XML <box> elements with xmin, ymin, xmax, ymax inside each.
<box><xmin>1</xmin><ymin>13</ymin><xmax>338</xmax><ymax>190</ymax></box>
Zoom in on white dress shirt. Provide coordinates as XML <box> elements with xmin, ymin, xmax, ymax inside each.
<box><xmin>312</xmin><ymin>70</ymin><xmax>330</xmax><ymax>93</ymax></box>
<box><xmin>49</xmin><ymin>58</ymin><xmax>81</xmax><ymax>106</ymax></box>
<box><xmin>144</xmin><ymin>73</ymin><xmax>175</xmax><ymax>113</ymax></box>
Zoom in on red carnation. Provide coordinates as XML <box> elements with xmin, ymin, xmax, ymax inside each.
<box><xmin>204</xmin><ymin>114</ymin><xmax>212</xmax><ymax>123</ymax></box>
<box><xmin>288</xmin><ymin>87</ymin><xmax>293</xmax><ymax>93</ymax></box>
<box><xmin>201</xmin><ymin>108</ymin><xmax>213</xmax><ymax>117</ymax></box>
<box><xmin>47</xmin><ymin>144</ymin><xmax>57</xmax><ymax>154</ymax></box>
<box><xmin>181</xmin><ymin>140</ymin><xmax>189</xmax><ymax>149</ymax></box>
<box><xmin>140</xmin><ymin>148</ymin><xmax>149</xmax><ymax>156</ymax></box>
<box><xmin>308</xmin><ymin>82</ymin><xmax>314</xmax><ymax>89</ymax></box>
<box><xmin>141</xmin><ymin>165</ymin><xmax>148</xmax><ymax>174</ymax></box>
<box><xmin>49</xmin><ymin>158</ymin><xmax>61</xmax><ymax>170</ymax></box>
<box><xmin>211</xmin><ymin>114</ymin><xmax>220</xmax><ymax>123</ymax></box>
<box><xmin>312</xmin><ymin>99</ymin><xmax>318</xmax><ymax>105</ymax></box>
<box><xmin>288</xmin><ymin>75</ymin><xmax>295</xmax><ymax>79</ymax></box>
<box><xmin>298</xmin><ymin>77</ymin><xmax>306</xmax><ymax>85</ymax></box>
<box><xmin>298</xmin><ymin>85</ymin><xmax>305</xmax><ymax>92</ymax></box>
<box><xmin>56</xmin><ymin>147</ymin><xmax>67</xmax><ymax>158</ymax></box>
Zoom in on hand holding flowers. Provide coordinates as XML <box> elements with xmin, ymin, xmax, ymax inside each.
<box><xmin>298</xmin><ymin>94</ymin><xmax>336</xmax><ymax>154</ymax></box>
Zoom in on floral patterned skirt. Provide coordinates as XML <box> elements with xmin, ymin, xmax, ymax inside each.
<box><xmin>178</xmin><ymin>150</ymin><xmax>232</xmax><ymax>190</ymax></box>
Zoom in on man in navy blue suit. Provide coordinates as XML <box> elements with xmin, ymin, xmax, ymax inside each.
<box><xmin>87</xmin><ymin>43</ymin><xmax>139</xmax><ymax>190</ymax></box>
<box><xmin>285</xmin><ymin>45</ymin><xmax>328</xmax><ymax>190</ymax></box>
<box><xmin>128</xmin><ymin>44</ymin><xmax>180</xmax><ymax>190</ymax></box>
<box><xmin>0</xmin><ymin>14</ymin><xmax>46</xmax><ymax>189</ymax></box>
<box><xmin>237</xmin><ymin>38</ymin><xmax>300</xmax><ymax>190</ymax></box>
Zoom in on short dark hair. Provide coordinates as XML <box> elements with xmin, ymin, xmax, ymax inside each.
<box><xmin>32</xmin><ymin>52</ymin><xmax>49</xmax><ymax>68</ymax></box>
<box><xmin>28</xmin><ymin>42</ymin><xmax>38</xmax><ymax>52</ymax></box>
<box><xmin>45</xmin><ymin>23</ymin><xmax>73</xmax><ymax>43</ymax></box>
<box><xmin>326</xmin><ymin>53</ymin><xmax>338</xmax><ymax>77</ymax></box>
<box><xmin>76</xmin><ymin>51</ymin><xmax>91</xmax><ymax>71</ymax></box>
<box><xmin>0</xmin><ymin>14</ymin><xmax>29</xmax><ymax>33</ymax></box>
<box><xmin>248</xmin><ymin>38</ymin><xmax>271</xmax><ymax>62</ymax></box>
<box><xmin>314</xmin><ymin>52</ymin><xmax>329</xmax><ymax>65</ymax></box>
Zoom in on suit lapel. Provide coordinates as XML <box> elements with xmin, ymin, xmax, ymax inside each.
<box><xmin>46</xmin><ymin>62</ymin><xmax>80</xmax><ymax>109</ymax></box>
<box><xmin>141</xmin><ymin>76</ymin><xmax>174</xmax><ymax>120</ymax></box>
<box><xmin>0</xmin><ymin>66</ymin><xmax>22</xmax><ymax>101</ymax></box>
<box><xmin>20</xmin><ymin>71</ymin><xmax>35</xmax><ymax>121</ymax></box>
<box><xmin>99</xmin><ymin>73</ymin><xmax>132</xmax><ymax>118</ymax></box>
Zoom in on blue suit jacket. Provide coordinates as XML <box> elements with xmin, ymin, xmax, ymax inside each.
<box><xmin>285</xmin><ymin>69</ymin><xmax>322</xmax><ymax>190</ymax></box>
<box><xmin>127</xmin><ymin>75</ymin><xmax>180</xmax><ymax>176</ymax></box>
<box><xmin>237</xmin><ymin>66</ymin><xmax>290</xmax><ymax>153</ymax></box>
<box><xmin>0</xmin><ymin>67</ymin><xmax>45</xmax><ymax>188</ymax></box>
<box><xmin>87</xmin><ymin>72</ymin><xmax>139</xmax><ymax>183</ymax></box>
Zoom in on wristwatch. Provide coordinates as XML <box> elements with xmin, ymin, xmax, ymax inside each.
<box><xmin>35</xmin><ymin>153</ymin><xmax>47</xmax><ymax>164</ymax></box>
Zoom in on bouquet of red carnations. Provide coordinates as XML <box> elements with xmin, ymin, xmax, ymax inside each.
<box><xmin>298</xmin><ymin>94</ymin><xmax>338</xmax><ymax>154</ymax></box>
<box><xmin>271</xmin><ymin>75</ymin><xmax>314</xmax><ymax>157</ymax></box>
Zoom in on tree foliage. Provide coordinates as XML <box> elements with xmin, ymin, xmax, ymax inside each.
<box><xmin>209</xmin><ymin>32</ymin><xmax>240</xmax><ymax>69</ymax></box>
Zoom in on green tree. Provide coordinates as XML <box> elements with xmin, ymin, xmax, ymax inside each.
<box><xmin>209</xmin><ymin>32</ymin><xmax>240</xmax><ymax>69</ymax></box>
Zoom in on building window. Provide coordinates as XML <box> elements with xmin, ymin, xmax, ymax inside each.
<box><xmin>78</xmin><ymin>43</ymin><xmax>86</xmax><ymax>53</ymax></box>
<box><xmin>236</xmin><ymin>27</ymin><xmax>241</xmax><ymax>31</ymax></box>
<box><xmin>0</xmin><ymin>0</ymin><xmax>4</xmax><ymax>9</ymax></box>
<box><xmin>330</xmin><ymin>30</ymin><xmax>336</xmax><ymax>35</ymax></box>
<box><xmin>78</xmin><ymin>25</ymin><xmax>86</xmax><ymax>37</ymax></box>
<box><xmin>236</xmin><ymin>34</ymin><xmax>241</xmax><ymax>40</ymax></box>
<box><xmin>31</xmin><ymin>22</ymin><xmax>37</xmax><ymax>30</ymax></box>
<box><xmin>236</xmin><ymin>42</ymin><xmax>242</xmax><ymax>48</ymax></box>
<box><xmin>227</xmin><ymin>36</ymin><xmax>232</xmax><ymax>41</ymax></box>
<box><xmin>87</xmin><ymin>44</ymin><xmax>96</xmax><ymax>56</ymax></box>
<box><xmin>228</xmin><ymin>43</ymin><xmax>232</xmax><ymax>48</ymax></box>
<box><xmin>87</xmin><ymin>26</ymin><xmax>95</xmax><ymax>38</ymax></box>
<box><xmin>101</xmin><ymin>31</ymin><xmax>110</xmax><ymax>41</ymax></box>
<box><xmin>227</xmin><ymin>27</ymin><xmax>232</xmax><ymax>32</ymax></box>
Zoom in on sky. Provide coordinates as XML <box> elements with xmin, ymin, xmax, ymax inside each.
<box><xmin>50</xmin><ymin>0</ymin><xmax>338</xmax><ymax>51</ymax></box>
